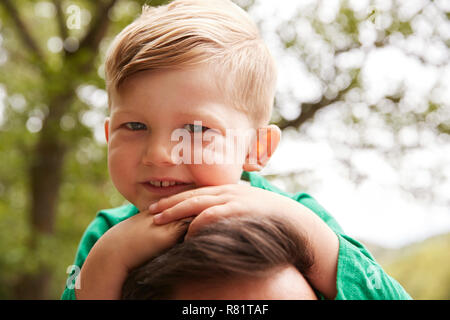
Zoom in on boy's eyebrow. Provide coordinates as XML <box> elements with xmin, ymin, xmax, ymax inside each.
<box><xmin>111</xmin><ymin>109</ymin><xmax>143</xmax><ymax>117</ymax></box>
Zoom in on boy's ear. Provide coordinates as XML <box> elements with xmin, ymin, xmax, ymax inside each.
<box><xmin>243</xmin><ymin>124</ymin><xmax>281</xmax><ymax>172</ymax></box>
<box><xmin>104</xmin><ymin>117</ymin><xmax>110</xmax><ymax>143</ymax></box>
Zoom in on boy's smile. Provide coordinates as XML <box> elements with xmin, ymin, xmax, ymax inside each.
<box><xmin>105</xmin><ymin>64</ymin><xmax>255</xmax><ymax>212</ymax></box>
<box><xmin>141</xmin><ymin>176</ymin><xmax>195</xmax><ymax>197</ymax></box>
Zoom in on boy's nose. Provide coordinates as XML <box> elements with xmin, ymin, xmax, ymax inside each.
<box><xmin>142</xmin><ymin>135</ymin><xmax>177</xmax><ymax>167</ymax></box>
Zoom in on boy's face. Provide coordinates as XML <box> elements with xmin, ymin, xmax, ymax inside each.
<box><xmin>105</xmin><ymin>64</ymin><xmax>255</xmax><ymax>212</ymax></box>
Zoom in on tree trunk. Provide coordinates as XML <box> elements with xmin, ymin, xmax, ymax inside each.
<box><xmin>12</xmin><ymin>84</ymin><xmax>73</xmax><ymax>298</ymax></box>
<box><xmin>13</xmin><ymin>133</ymin><xmax>67</xmax><ymax>299</ymax></box>
<box><xmin>29</xmin><ymin>136</ymin><xmax>66</xmax><ymax>235</ymax></box>
<box><xmin>1</xmin><ymin>0</ymin><xmax>119</xmax><ymax>300</ymax></box>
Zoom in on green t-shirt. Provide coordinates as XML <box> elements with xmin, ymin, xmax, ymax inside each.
<box><xmin>62</xmin><ymin>171</ymin><xmax>412</xmax><ymax>300</ymax></box>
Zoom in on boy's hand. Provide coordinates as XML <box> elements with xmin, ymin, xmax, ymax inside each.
<box><xmin>108</xmin><ymin>210</ymin><xmax>190</xmax><ymax>271</ymax></box>
<box><xmin>149</xmin><ymin>184</ymin><xmax>306</xmax><ymax>238</ymax></box>
<box><xmin>75</xmin><ymin>210</ymin><xmax>189</xmax><ymax>299</ymax></box>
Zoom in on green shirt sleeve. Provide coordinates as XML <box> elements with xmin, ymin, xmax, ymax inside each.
<box><xmin>335</xmin><ymin>233</ymin><xmax>412</xmax><ymax>300</ymax></box>
<box><xmin>61</xmin><ymin>215</ymin><xmax>111</xmax><ymax>300</ymax></box>
<box><xmin>242</xmin><ymin>171</ymin><xmax>412</xmax><ymax>300</ymax></box>
<box><xmin>61</xmin><ymin>204</ymin><xmax>139</xmax><ymax>300</ymax></box>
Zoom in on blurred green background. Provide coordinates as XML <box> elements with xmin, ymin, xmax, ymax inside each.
<box><xmin>0</xmin><ymin>0</ymin><xmax>449</xmax><ymax>299</ymax></box>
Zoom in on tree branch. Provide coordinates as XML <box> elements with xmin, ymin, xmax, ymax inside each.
<box><xmin>74</xmin><ymin>0</ymin><xmax>118</xmax><ymax>54</ymax></box>
<box><xmin>65</xmin><ymin>0</ymin><xmax>118</xmax><ymax>74</ymax></box>
<box><xmin>276</xmin><ymin>78</ymin><xmax>357</xmax><ymax>130</ymax></box>
<box><xmin>0</xmin><ymin>0</ymin><xmax>45</xmax><ymax>61</ymax></box>
<box><xmin>52</xmin><ymin>0</ymin><xmax>68</xmax><ymax>42</ymax></box>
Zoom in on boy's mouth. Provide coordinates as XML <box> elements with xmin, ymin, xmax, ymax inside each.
<box><xmin>148</xmin><ymin>180</ymin><xmax>188</xmax><ymax>188</ymax></box>
<box><xmin>141</xmin><ymin>178</ymin><xmax>195</xmax><ymax>196</ymax></box>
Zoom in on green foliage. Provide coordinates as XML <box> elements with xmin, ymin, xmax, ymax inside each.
<box><xmin>437</xmin><ymin>123</ymin><xmax>450</xmax><ymax>135</ymax></box>
<box><xmin>337</xmin><ymin>7</ymin><xmax>359</xmax><ymax>39</ymax></box>
<box><xmin>0</xmin><ymin>128</ymin><xmax>126</xmax><ymax>299</ymax></box>
<box><xmin>0</xmin><ymin>0</ymin><xmax>145</xmax><ymax>299</ymax></box>
<box><xmin>387</xmin><ymin>20</ymin><xmax>413</xmax><ymax>37</ymax></box>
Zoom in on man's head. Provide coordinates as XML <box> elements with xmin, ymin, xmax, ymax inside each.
<box><xmin>103</xmin><ymin>0</ymin><xmax>281</xmax><ymax>211</ymax></box>
<box><xmin>122</xmin><ymin>216</ymin><xmax>317</xmax><ymax>300</ymax></box>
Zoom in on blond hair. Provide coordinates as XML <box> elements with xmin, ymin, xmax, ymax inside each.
<box><xmin>104</xmin><ymin>0</ymin><xmax>277</xmax><ymax>127</ymax></box>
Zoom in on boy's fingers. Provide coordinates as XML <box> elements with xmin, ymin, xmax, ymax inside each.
<box><xmin>153</xmin><ymin>195</ymin><xmax>226</xmax><ymax>224</ymax></box>
<box><xmin>185</xmin><ymin>204</ymin><xmax>231</xmax><ymax>239</ymax></box>
<box><xmin>179</xmin><ymin>217</ymin><xmax>194</xmax><ymax>227</ymax></box>
<box><xmin>149</xmin><ymin>184</ymin><xmax>232</xmax><ymax>213</ymax></box>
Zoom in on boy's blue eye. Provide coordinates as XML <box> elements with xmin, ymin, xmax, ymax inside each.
<box><xmin>124</xmin><ymin>122</ymin><xmax>146</xmax><ymax>131</ymax></box>
<box><xmin>184</xmin><ymin>124</ymin><xmax>210</xmax><ymax>133</ymax></box>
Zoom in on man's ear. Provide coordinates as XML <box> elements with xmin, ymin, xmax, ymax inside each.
<box><xmin>243</xmin><ymin>124</ymin><xmax>281</xmax><ymax>172</ymax></box>
<box><xmin>104</xmin><ymin>117</ymin><xmax>110</xmax><ymax>143</ymax></box>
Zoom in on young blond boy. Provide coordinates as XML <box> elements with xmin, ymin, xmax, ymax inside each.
<box><xmin>62</xmin><ymin>0</ymin><xmax>411</xmax><ymax>300</ymax></box>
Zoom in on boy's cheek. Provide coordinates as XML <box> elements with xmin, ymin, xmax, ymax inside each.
<box><xmin>189</xmin><ymin>143</ymin><xmax>245</xmax><ymax>186</ymax></box>
<box><xmin>189</xmin><ymin>164</ymin><xmax>242</xmax><ymax>186</ymax></box>
<box><xmin>201</xmin><ymin>147</ymin><xmax>224</xmax><ymax>166</ymax></box>
<box><xmin>108</xmin><ymin>149</ymin><xmax>135</xmax><ymax>188</ymax></box>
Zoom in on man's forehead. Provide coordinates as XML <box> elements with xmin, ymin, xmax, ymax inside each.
<box><xmin>172</xmin><ymin>265</ymin><xmax>317</xmax><ymax>300</ymax></box>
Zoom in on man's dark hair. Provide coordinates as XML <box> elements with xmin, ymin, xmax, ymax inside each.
<box><xmin>122</xmin><ymin>216</ymin><xmax>314</xmax><ymax>299</ymax></box>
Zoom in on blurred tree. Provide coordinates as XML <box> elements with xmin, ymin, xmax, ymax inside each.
<box><xmin>261</xmin><ymin>0</ymin><xmax>450</xmax><ymax>205</ymax></box>
<box><xmin>0</xmin><ymin>0</ymin><xmax>448</xmax><ymax>299</ymax></box>
<box><xmin>0</xmin><ymin>0</ymin><xmax>169</xmax><ymax>299</ymax></box>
